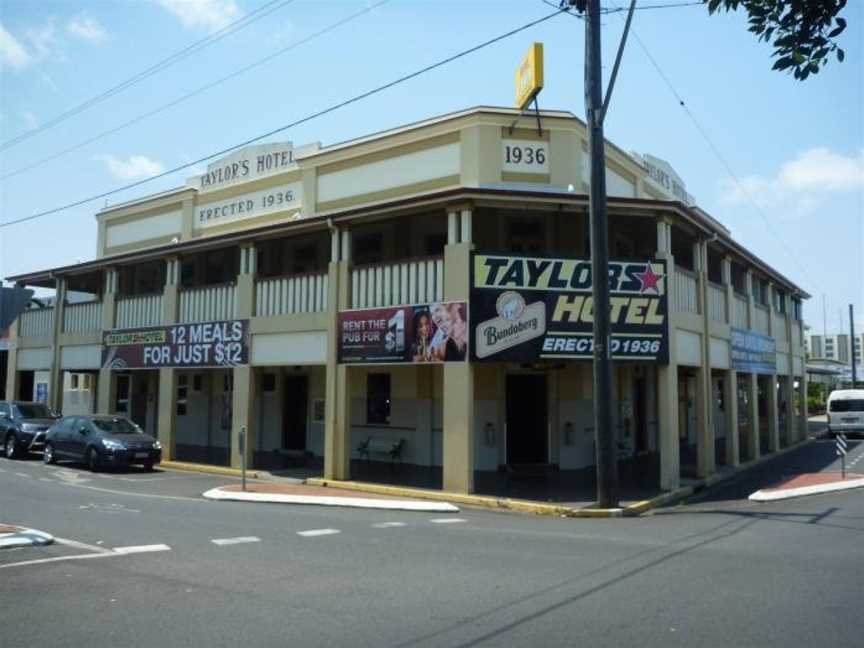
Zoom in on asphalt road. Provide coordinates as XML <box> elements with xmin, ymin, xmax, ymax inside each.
<box><xmin>1</xmin><ymin>439</ymin><xmax>863</xmax><ymax>648</ymax></box>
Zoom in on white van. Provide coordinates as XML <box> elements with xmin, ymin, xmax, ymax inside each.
<box><xmin>827</xmin><ymin>389</ymin><xmax>864</xmax><ymax>437</ymax></box>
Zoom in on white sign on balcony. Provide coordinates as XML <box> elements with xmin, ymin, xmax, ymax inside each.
<box><xmin>195</xmin><ymin>182</ymin><xmax>303</xmax><ymax>230</ymax></box>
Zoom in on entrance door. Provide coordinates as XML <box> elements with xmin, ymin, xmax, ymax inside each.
<box><xmin>633</xmin><ymin>377</ymin><xmax>648</xmax><ymax>453</ymax></box>
<box><xmin>130</xmin><ymin>374</ymin><xmax>148</xmax><ymax>430</ymax></box>
<box><xmin>283</xmin><ymin>375</ymin><xmax>308</xmax><ymax>451</ymax></box>
<box><xmin>505</xmin><ymin>374</ymin><xmax>548</xmax><ymax>464</ymax></box>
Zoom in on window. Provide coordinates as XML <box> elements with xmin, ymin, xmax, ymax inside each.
<box><xmin>354</xmin><ymin>232</ymin><xmax>383</xmax><ymax>265</ymax></box>
<box><xmin>70</xmin><ymin>374</ymin><xmax>79</xmax><ymax>390</ymax></box>
<box><xmin>366</xmin><ymin>373</ymin><xmax>391</xmax><ymax>424</ymax></box>
<box><xmin>774</xmin><ymin>289</ymin><xmax>786</xmax><ymax>314</ymax></box>
<box><xmin>424</xmin><ymin>233</ymin><xmax>446</xmax><ymax>256</ymax></box>
<box><xmin>192</xmin><ymin>374</ymin><xmax>203</xmax><ymax>392</ymax></box>
<box><xmin>507</xmin><ymin>220</ymin><xmax>545</xmax><ymax>255</ymax></box>
<box><xmin>292</xmin><ymin>245</ymin><xmax>318</xmax><ymax>274</ymax></box>
<box><xmin>177</xmin><ymin>375</ymin><xmax>188</xmax><ymax>416</ymax></box>
<box><xmin>0</xmin><ymin>403</ymin><xmax>11</xmax><ymax>418</ymax></box>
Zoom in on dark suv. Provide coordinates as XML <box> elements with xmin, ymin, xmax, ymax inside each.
<box><xmin>44</xmin><ymin>415</ymin><xmax>162</xmax><ymax>472</ymax></box>
<box><xmin>0</xmin><ymin>401</ymin><xmax>61</xmax><ymax>459</ymax></box>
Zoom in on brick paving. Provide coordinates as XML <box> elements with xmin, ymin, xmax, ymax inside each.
<box><xmin>763</xmin><ymin>471</ymin><xmax>864</xmax><ymax>492</ymax></box>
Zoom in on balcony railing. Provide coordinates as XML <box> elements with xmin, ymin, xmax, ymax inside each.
<box><xmin>179</xmin><ymin>284</ymin><xmax>236</xmax><ymax>323</ymax></box>
<box><xmin>352</xmin><ymin>257</ymin><xmax>444</xmax><ymax>309</ymax></box>
<box><xmin>707</xmin><ymin>282</ymin><xmax>726</xmax><ymax>323</ymax></box>
<box><xmin>18</xmin><ymin>308</ymin><xmax>54</xmax><ymax>338</ymax></box>
<box><xmin>733</xmin><ymin>294</ymin><xmax>748</xmax><ymax>329</ymax></box>
<box><xmin>672</xmin><ymin>266</ymin><xmax>699</xmax><ymax>314</ymax></box>
<box><xmin>63</xmin><ymin>301</ymin><xmax>102</xmax><ymax>334</ymax></box>
<box><xmin>754</xmin><ymin>304</ymin><xmax>770</xmax><ymax>336</ymax></box>
<box><xmin>116</xmin><ymin>294</ymin><xmax>163</xmax><ymax>329</ymax></box>
<box><xmin>255</xmin><ymin>272</ymin><xmax>328</xmax><ymax>316</ymax></box>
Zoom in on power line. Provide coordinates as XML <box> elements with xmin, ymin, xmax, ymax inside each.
<box><xmin>1</xmin><ymin>0</ymin><xmax>391</xmax><ymax>182</ymax></box>
<box><xmin>546</xmin><ymin>1</ymin><xmax>704</xmax><ymax>15</ymax></box>
<box><xmin>554</xmin><ymin>0</ymin><xmax>809</xmax><ymax>278</ymax></box>
<box><xmin>0</xmin><ymin>0</ymin><xmax>296</xmax><ymax>152</ymax></box>
<box><xmin>0</xmin><ymin>8</ymin><xmax>566</xmax><ymax>230</ymax></box>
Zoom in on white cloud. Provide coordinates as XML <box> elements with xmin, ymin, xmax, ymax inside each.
<box><xmin>94</xmin><ymin>154</ymin><xmax>164</xmax><ymax>180</ymax></box>
<box><xmin>719</xmin><ymin>147</ymin><xmax>864</xmax><ymax>210</ymax></box>
<box><xmin>66</xmin><ymin>14</ymin><xmax>109</xmax><ymax>44</ymax></box>
<box><xmin>0</xmin><ymin>22</ymin><xmax>32</xmax><ymax>69</ymax></box>
<box><xmin>154</xmin><ymin>0</ymin><xmax>241</xmax><ymax>33</ymax></box>
<box><xmin>24</xmin><ymin>19</ymin><xmax>61</xmax><ymax>60</ymax></box>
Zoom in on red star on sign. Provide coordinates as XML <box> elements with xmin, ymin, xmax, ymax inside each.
<box><xmin>636</xmin><ymin>265</ymin><xmax>663</xmax><ymax>294</ymax></box>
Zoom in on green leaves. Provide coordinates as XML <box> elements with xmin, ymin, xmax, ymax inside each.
<box><xmin>707</xmin><ymin>0</ymin><xmax>849</xmax><ymax>81</ymax></box>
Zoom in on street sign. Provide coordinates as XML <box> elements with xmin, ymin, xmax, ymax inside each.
<box><xmin>514</xmin><ymin>42</ymin><xmax>544</xmax><ymax>110</ymax></box>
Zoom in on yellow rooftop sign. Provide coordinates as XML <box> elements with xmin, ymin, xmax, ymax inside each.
<box><xmin>514</xmin><ymin>42</ymin><xmax>544</xmax><ymax>110</ymax></box>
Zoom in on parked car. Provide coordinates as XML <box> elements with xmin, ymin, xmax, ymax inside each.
<box><xmin>44</xmin><ymin>415</ymin><xmax>162</xmax><ymax>471</ymax></box>
<box><xmin>827</xmin><ymin>389</ymin><xmax>864</xmax><ymax>437</ymax></box>
<box><xmin>0</xmin><ymin>401</ymin><xmax>61</xmax><ymax>459</ymax></box>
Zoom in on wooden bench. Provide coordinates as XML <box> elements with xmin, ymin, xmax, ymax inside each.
<box><xmin>357</xmin><ymin>436</ymin><xmax>405</xmax><ymax>463</ymax></box>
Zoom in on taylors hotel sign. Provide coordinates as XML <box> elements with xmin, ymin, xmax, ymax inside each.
<box><xmin>470</xmin><ymin>254</ymin><xmax>670</xmax><ymax>363</ymax></box>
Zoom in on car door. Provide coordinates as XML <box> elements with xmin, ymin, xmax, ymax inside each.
<box><xmin>50</xmin><ymin>417</ymin><xmax>72</xmax><ymax>456</ymax></box>
<box><xmin>0</xmin><ymin>403</ymin><xmax>12</xmax><ymax>438</ymax></box>
<box><xmin>68</xmin><ymin>417</ymin><xmax>91</xmax><ymax>459</ymax></box>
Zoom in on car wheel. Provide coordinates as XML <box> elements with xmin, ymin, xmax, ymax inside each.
<box><xmin>87</xmin><ymin>448</ymin><xmax>100</xmax><ymax>472</ymax></box>
<box><xmin>4</xmin><ymin>435</ymin><xmax>19</xmax><ymax>460</ymax></box>
<box><xmin>43</xmin><ymin>443</ymin><xmax>56</xmax><ymax>465</ymax></box>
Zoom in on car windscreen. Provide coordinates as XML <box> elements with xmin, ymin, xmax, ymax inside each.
<box><xmin>14</xmin><ymin>403</ymin><xmax>53</xmax><ymax>419</ymax></box>
<box><xmin>91</xmin><ymin>418</ymin><xmax>143</xmax><ymax>435</ymax></box>
<box><xmin>829</xmin><ymin>399</ymin><xmax>864</xmax><ymax>413</ymax></box>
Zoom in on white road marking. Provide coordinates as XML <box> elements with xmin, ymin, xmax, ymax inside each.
<box><xmin>297</xmin><ymin>529</ymin><xmax>340</xmax><ymax>537</ymax></box>
<box><xmin>372</xmin><ymin>522</ymin><xmax>406</xmax><ymax>528</ymax></box>
<box><xmin>113</xmin><ymin>543</ymin><xmax>171</xmax><ymax>554</ymax></box>
<box><xmin>14</xmin><ymin>472</ymin><xmax>30</xmax><ymax>478</ymax></box>
<box><xmin>0</xmin><ymin>552</ymin><xmax>120</xmax><ymax>570</ymax></box>
<box><xmin>39</xmin><ymin>477</ymin><xmax>54</xmax><ymax>482</ymax></box>
<box><xmin>211</xmin><ymin>536</ymin><xmax>260</xmax><ymax>546</ymax></box>
<box><xmin>429</xmin><ymin>518</ymin><xmax>467</xmax><ymax>524</ymax></box>
<box><xmin>55</xmin><ymin>537</ymin><xmax>114</xmax><ymax>554</ymax></box>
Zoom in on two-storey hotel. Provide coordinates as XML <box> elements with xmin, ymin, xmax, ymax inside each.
<box><xmin>5</xmin><ymin>106</ymin><xmax>809</xmax><ymax>495</ymax></box>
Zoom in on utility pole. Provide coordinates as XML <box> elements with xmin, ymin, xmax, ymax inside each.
<box><xmin>851</xmin><ymin>305</ymin><xmax>858</xmax><ymax>388</ymax></box>
<box><xmin>582</xmin><ymin>0</ymin><xmax>617</xmax><ymax>508</ymax></box>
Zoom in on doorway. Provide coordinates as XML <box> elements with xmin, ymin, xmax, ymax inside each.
<box><xmin>633</xmin><ymin>377</ymin><xmax>648</xmax><ymax>453</ymax></box>
<box><xmin>283</xmin><ymin>375</ymin><xmax>308</xmax><ymax>451</ymax></box>
<box><xmin>505</xmin><ymin>374</ymin><xmax>548</xmax><ymax>465</ymax></box>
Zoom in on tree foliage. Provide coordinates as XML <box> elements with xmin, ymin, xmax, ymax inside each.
<box><xmin>706</xmin><ymin>0</ymin><xmax>848</xmax><ymax>80</ymax></box>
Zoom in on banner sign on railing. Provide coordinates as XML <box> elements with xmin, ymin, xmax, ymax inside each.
<box><xmin>470</xmin><ymin>254</ymin><xmax>669</xmax><ymax>363</ymax></box>
<box><xmin>102</xmin><ymin>319</ymin><xmax>250</xmax><ymax>369</ymax></box>
<box><xmin>338</xmin><ymin>302</ymin><xmax>468</xmax><ymax>364</ymax></box>
<box><xmin>730</xmin><ymin>327</ymin><xmax>776</xmax><ymax>374</ymax></box>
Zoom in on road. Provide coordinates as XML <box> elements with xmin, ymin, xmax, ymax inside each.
<box><xmin>1</xmin><ymin>436</ymin><xmax>862</xmax><ymax>648</ymax></box>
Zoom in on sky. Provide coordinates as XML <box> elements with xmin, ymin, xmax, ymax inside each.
<box><xmin>0</xmin><ymin>0</ymin><xmax>862</xmax><ymax>335</ymax></box>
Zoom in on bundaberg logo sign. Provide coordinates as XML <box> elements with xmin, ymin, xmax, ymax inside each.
<box><xmin>470</xmin><ymin>254</ymin><xmax>670</xmax><ymax>363</ymax></box>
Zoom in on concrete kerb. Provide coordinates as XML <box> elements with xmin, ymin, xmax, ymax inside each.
<box><xmin>162</xmin><ymin>433</ymin><xmax>821</xmax><ymax>518</ymax></box>
<box><xmin>307</xmin><ymin>478</ymin><xmax>632</xmax><ymax>518</ymax></box>
<box><xmin>749</xmin><ymin>476</ymin><xmax>864</xmax><ymax>502</ymax></box>
<box><xmin>0</xmin><ymin>526</ymin><xmax>54</xmax><ymax>550</ymax></box>
<box><xmin>159</xmin><ymin>460</ymin><xmax>267</xmax><ymax>480</ymax></box>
